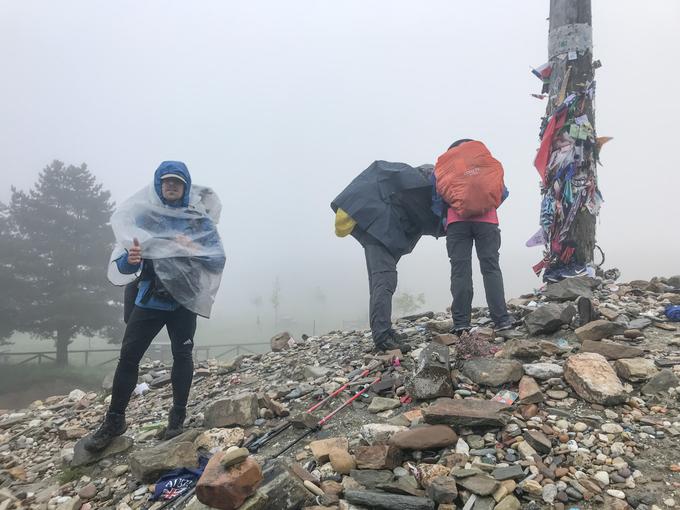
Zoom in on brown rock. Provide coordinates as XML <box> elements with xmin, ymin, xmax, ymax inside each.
<box><xmin>575</xmin><ymin>320</ymin><xmax>625</xmax><ymax>342</ymax></box>
<box><xmin>422</xmin><ymin>398</ymin><xmax>509</xmax><ymax>427</ymax></box>
<box><xmin>354</xmin><ymin>445</ymin><xmax>402</xmax><ymax>470</ymax></box>
<box><xmin>309</xmin><ymin>438</ymin><xmax>349</xmax><ymax>463</ymax></box>
<box><xmin>563</xmin><ymin>353</ymin><xmax>626</xmax><ymax>406</ymax></box>
<box><xmin>58</xmin><ymin>426</ymin><xmax>88</xmax><ymax>440</ymax></box>
<box><xmin>518</xmin><ymin>376</ymin><xmax>544</xmax><ymax>404</ymax></box>
<box><xmin>580</xmin><ymin>339</ymin><xmax>643</xmax><ymax>360</ymax></box>
<box><xmin>520</xmin><ymin>404</ymin><xmax>539</xmax><ymax>419</ymax></box>
<box><xmin>196</xmin><ymin>454</ymin><xmax>262</xmax><ymax>510</ymax></box>
<box><xmin>523</xmin><ymin>430</ymin><xmax>551</xmax><ymax>455</ymax></box>
<box><xmin>614</xmin><ymin>358</ymin><xmax>658</xmax><ymax>382</ymax></box>
<box><xmin>320</xmin><ymin>480</ymin><xmax>343</xmax><ymax>496</ymax></box>
<box><xmin>433</xmin><ymin>334</ymin><xmax>457</xmax><ymax>346</ymax></box>
<box><xmin>389</xmin><ymin>425</ymin><xmax>458</xmax><ymax>450</ymax></box>
<box><xmin>328</xmin><ymin>449</ymin><xmax>355</xmax><ymax>475</ymax></box>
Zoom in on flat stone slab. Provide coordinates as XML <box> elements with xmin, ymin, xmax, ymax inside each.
<box><xmin>580</xmin><ymin>339</ymin><xmax>643</xmax><ymax>360</ymax></box>
<box><xmin>72</xmin><ymin>435</ymin><xmax>134</xmax><ymax>468</ymax></box>
<box><xmin>422</xmin><ymin>399</ymin><xmax>509</xmax><ymax>428</ymax></box>
<box><xmin>344</xmin><ymin>490</ymin><xmax>435</xmax><ymax>510</ymax></box>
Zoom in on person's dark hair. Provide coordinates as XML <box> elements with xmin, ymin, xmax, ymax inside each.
<box><xmin>448</xmin><ymin>138</ymin><xmax>474</xmax><ymax>149</ymax></box>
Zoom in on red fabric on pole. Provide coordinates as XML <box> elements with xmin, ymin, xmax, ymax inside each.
<box><xmin>534</xmin><ymin>108</ymin><xmax>567</xmax><ymax>185</ymax></box>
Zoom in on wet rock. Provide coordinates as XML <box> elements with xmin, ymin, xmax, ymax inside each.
<box><xmin>196</xmin><ymin>454</ymin><xmax>262</xmax><ymax>510</ymax></box>
<box><xmin>564</xmin><ymin>353</ymin><xmax>626</xmax><ymax>406</ymax></box>
<box><xmin>423</xmin><ymin>398</ymin><xmax>509</xmax><ymax>428</ymax></box>
<box><xmin>406</xmin><ymin>342</ymin><xmax>454</xmax><ymax>399</ymax></box>
<box><xmin>204</xmin><ymin>392</ymin><xmax>259</xmax><ymax>427</ymax></box>
<box><xmin>344</xmin><ymin>490</ymin><xmax>435</xmax><ymax>510</ymax></box>
<box><xmin>461</xmin><ymin>358</ymin><xmax>523</xmax><ymax>387</ymax></box>
<box><xmin>614</xmin><ymin>358</ymin><xmax>658</xmax><ymax>381</ymax></box>
<box><xmin>641</xmin><ymin>369</ymin><xmax>680</xmax><ymax>395</ymax></box>
<box><xmin>524</xmin><ymin>303</ymin><xmax>576</xmax><ymax>335</ymax></box>
<box><xmin>389</xmin><ymin>425</ymin><xmax>458</xmax><ymax>450</ymax></box>
<box><xmin>575</xmin><ymin>320</ymin><xmax>625</xmax><ymax>341</ymax></box>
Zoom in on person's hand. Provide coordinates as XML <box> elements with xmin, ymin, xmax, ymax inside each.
<box><xmin>128</xmin><ymin>238</ymin><xmax>142</xmax><ymax>265</ymax></box>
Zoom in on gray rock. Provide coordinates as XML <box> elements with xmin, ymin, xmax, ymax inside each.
<box><xmin>406</xmin><ymin>342</ymin><xmax>454</xmax><ymax>399</ymax></box>
<box><xmin>71</xmin><ymin>435</ymin><xmax>133</xmax><ymax>468</ymax></box>
<box><xmin>349</xmin><ymin>469</ymin><xmax>394</xmax><ymax>489</ymax></box>
<box><xmin>641</xmin><ymin>369</ymin><xmax>680</xmax><ymax>395</ymax></box>
<box><xmin>368</xmin><ymin>397</ymin><xmax>401</xmax><ymax>414</ymax></box>
<box><xmin>259</xmin><ymin>459</ymin><xmax>315</xmax><ymax>510</ymax></box>
<box><xmin>491</xmin><ymin>465</ymin><xmax>525</xmax><ymax>481</ymax></box>
<box><xmin>204</xmin><ymin>392</ymin><xmax>259</xmax><ymax>427</ymax></box>
<box><xmin>129</xmin><ymin>432</ymin><xmax>201</xmax><ymax>482</ymax></box>
<box><xmin>462</xmin><ymin>358</ymin><xmax>523</xmax><ymax>387</ymax></box>
<box><xmin>456</xmin><ymin>473</ymin><xmax>499</xmax><ymax>496</ymax></box>
<box><xmin>303</xmin><ymin>365</ymin><xmax>332</xmax><ymax>379</ymax></box>
<box><xmin>344</xmin><ymin>490</ymin><xmax>435</xmax><ymax>510</ymax></box>
<box><xmin>628</xmin><ymin>318</ymin><xmax>652</xmax><ymax>330</ymax></box>
<box><xmin>544</xmin><ymin>276</ymin><xmax>596</xmax><ymax>301</ymax></box>
<box><xmin>522</xmin><ymin>362</ymin><xmax>563</xmax><ymax>380</ymax></box>
<box><xmin>524</xmin><ymin>303</ymin><xmax>576</xmax><ymax>335</ymax></box>
<box><xmin>270</xmin><ymin>332</ymin><xmax>292</xmax><ymax>352</ymax></box>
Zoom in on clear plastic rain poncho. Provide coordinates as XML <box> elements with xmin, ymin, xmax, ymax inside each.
<box><xmin>108</xmin><ymin>184</ymin><xmax>225</xmax><ymax>318</ymax></box>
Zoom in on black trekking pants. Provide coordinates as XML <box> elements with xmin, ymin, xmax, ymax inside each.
<box><xmin>446</xmin><ymin>221</ymin><xmax>510</xmax><ymax>330</ymax></box>
<box><xmin>109</xmin><ymin>306</ymin><xmax>196</xmax><ymax>415</ymax></box>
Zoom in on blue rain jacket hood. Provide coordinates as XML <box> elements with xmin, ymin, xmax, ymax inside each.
<box><xmin>154</xmin><ymin>161</ymin><xmax>192</xmax><ymax>207</ymax></box>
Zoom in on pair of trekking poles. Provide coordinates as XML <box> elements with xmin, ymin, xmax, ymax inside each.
<box><xmin>244</xmin><ymin>359</ymin><xmax>384</xmax><ymax>457</ymax></box>
<box><xmin>154</xmin><ymin>361</ymin><xmax>385</xmax><ymax>510</ymax></box>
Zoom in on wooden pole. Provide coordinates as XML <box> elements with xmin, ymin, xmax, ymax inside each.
<box><xmin>536</xmin><ymin>0</ymin><xmax>601</xmax><ymax>275</ymax></box>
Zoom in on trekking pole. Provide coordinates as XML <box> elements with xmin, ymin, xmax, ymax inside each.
<box><xmin>271</xmin><ymin>374</ymin><xmax>383</xmax><ymax>459</ymax></box>
<box><xmin>306</xmin><ymin>360</ymin><xmax>382</xmax><ymax>414</ymax></box>
<box><xmin>245</xmin><ymin>361</ymin><xmax>382</xmax><ymax>453</ymax></box>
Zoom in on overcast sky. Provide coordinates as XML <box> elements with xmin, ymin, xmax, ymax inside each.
<box><xmin>1</xmin><ymin>1</ymin><xmax>678</xmax><ymax>341</ymax></box>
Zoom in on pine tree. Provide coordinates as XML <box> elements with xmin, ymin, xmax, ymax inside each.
<box><xmin>0</xmin><ymin>160</ymin><xmax>123</xmax><ymax>365</ymax></box>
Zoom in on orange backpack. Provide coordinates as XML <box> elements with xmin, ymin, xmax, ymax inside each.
<box><xmin>434</xmin><ymin>140</ymin><xmax>505</xmax><ymax>218</ymax></box>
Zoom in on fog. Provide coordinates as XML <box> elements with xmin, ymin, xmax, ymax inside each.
<box><xmin>1</xmin><ymin>1</ymin><xmax>679</xmax><ymax>345</ymax></box>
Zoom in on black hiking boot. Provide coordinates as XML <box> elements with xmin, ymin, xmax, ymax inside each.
<box><xmin>163</xmin><ymin>406</ymin><xmax>186</xmax><ymax>440</ymax></box>
<box><xmin>374</xmin><ymin>336</ymin><xmax>411</xmax><ymax>354</ymax></box>
<box><xmin>83</xmin><ymin>412</ymin><xmax>127</xmax><ymax>452</ymax></box>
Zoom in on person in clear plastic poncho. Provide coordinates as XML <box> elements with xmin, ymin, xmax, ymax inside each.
<box><xmin>84</xmin><ymin>161</ymin><xmax>225</xmax><ymax>452</ymax></box>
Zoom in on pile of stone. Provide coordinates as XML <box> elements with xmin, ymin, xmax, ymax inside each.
<box><xmin>1</xmin><ymin>275</ymin><xmax>679</xmax><ymax>510</ymax></box>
